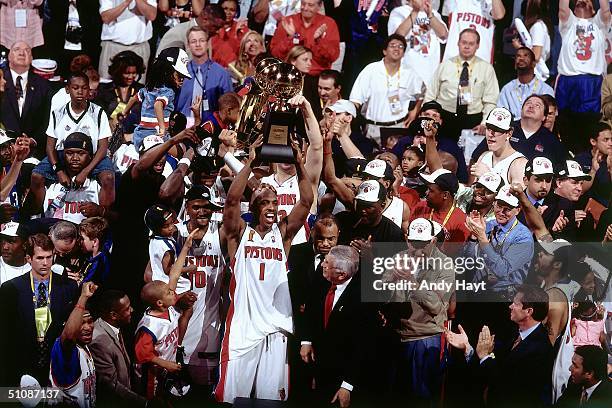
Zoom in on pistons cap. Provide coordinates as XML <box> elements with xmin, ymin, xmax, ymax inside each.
<box><xmin>474</xmin><ymin>172</ymin><xmax>503</xmax><ymax>193</ymax></box>
<box><xmin>362</xmin><ymin>159</ymin><xmax>394</xmax><ymax>180</ymax></box>
<box><xmin>157</xmin><ymin>47</ymin><xmax>191</xmax><ymax>78</ymax></box>
<box><xmin>185</xmin><ymin>185</ymin><xmax>223</xmax><ymax>209</ymax></box>
<box><xmin>0</xmin><ymin>222</ymin><xmax>20</xmax><ymax>237</ymax></box>
<box><xmin>406</xmin><ymin>218</ymin><xmax>442</xmax><ymax>241</ymax></box>
<box><xmin>495</xmin><ymin>185</ymin><xmax>519</xmax><ymax>208</ymax></box>
<box><xmin>485</xmin><ymin>107</ymin><xmax>513</xmax><ymax>132</ymax></box>
<box><xmin>139</xmin><ymin>135</ymin><xmax>165</xmax><ymax>153</ymax></box>
<box><xmin>419</xmin><ymin>169</ymin><xmax>459</xmax><ymax>194</ymax></box>
<box><xmin>525</xmin><ymin>156</ymin><xmax>554</xmax><ymax>176</ymax></box>
<box><xmin>355</xmin><ymin>180</ymin><xmax>387</xmax><ymax>203</ymax></box>
<box><xmin>557</xmin><ymin>160</ymin><xmax>592</xmax><ymax>181</ymax></box>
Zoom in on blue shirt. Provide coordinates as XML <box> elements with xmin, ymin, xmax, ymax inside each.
<box><xmin>137</xmin><ymin>87</ymin><xmax>175</xmax><ymax>126</ymax></box>
<box><xmin>498</xmin><ymin>77</ymin><xmax>554</xmax><ymax>119</ymax></box>
<box><xmin>175</xmin><ymin>60</ymin><xmax>233</xmax><ymax>118</ymax></box>
<box><xmin>467</xmin><ymin>217</ymin><xmax>534</xmax><ymax>291</ymax></box>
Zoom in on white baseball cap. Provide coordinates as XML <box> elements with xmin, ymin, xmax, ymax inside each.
<box><xmin>139</xmin><ymin>135</ymin><xmax>165</xmax><ymax>153</ymax></box>
<box><xmin>158</xmin><ymin>47</ymin><xmax>192</xmax><ymax>78</ymax></box>
<box><xmin>475</xmin><ymin>172</ymin><xmax>503</xmax><ymax>193</ymax></box>
<box><xmin>0</xmin><ymin>222</ymin><xmax>20</xmax><ymax>237</ymax></box>
<box><xmin>355</xmin><ymin>180</ymin><xmax>386</xmax><ymax>203</ymax></box>
<box><xmin>558</xmin><ymin>160</ymin><xmax>592</xmax><ymax>181</ymax></box>
<box><xmin>495</xmin><ymin>185</ymin><xmax>519</xmax><ymax>207</ymax></box>
<box><xmin>326</xmin><ymin>99</ymin><xmax>357</xmax><ymax>117</ymax></box>
<box><xmin>525</xmin><ymin>156</ymin><xmax>554</xmax><ymax>176</ymax></box>
<box><xmin>485</xmin><ymin>107</ymin><xmax>514</xmax><ymax>132</ymax></box>
<box><xmin>538</xmin><ymin>239</ymin><xmax>571</xmax><ymax>256</ymax></box>
<box><xmin>362</xmin><ymin>159</ymin><xmax>394</xmax><ymax>180</ymax></box>
<box><xmin>419</xmin><ymin>168</ymin><xmax>459</xmax><ymax>194</ymax></box>
<box><xmin>0</xmin><ymin>129</ymin><xmax>13</xmax><ymax>146</ymax></box>
<box><xmin>406</xmin><ymin>218</ymin><xmax>443</xmax><ymax>241</ymax></box>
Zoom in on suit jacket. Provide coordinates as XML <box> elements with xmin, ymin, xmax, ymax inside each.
<box><xmin>302</xmin><ymin>275</ymin><xmax>364</xmax><ymax>398</ymax></box>
<box><xmin>0</xmin><ymin>272</ymin><xmax>78</xmax><ymax>385</ymax></box>
<box><xmin>89</xmin><ymin>319</ymin><xmax>146</xmax><ymax>406</ymax></box>
<box><xmin>475</xmin><ymin>323</ymin><xmax>554</xmax><ymax>407</ymax></box>
<box><xmin>0</xmin><ymin>68</ymin><xmax>51</xmax><ymax>157</ymax></box>
<box><xmin>556</xmin><ymin>380</ymin><xmax>612</xmax><ymax>408</ymax></box>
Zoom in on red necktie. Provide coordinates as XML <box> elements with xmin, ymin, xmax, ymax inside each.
<box><xmin>324</xmin><ymin>284</ymin><xmax>337</xmax><ymax>328</ymax></box>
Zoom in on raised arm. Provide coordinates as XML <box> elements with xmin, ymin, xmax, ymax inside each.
<box><xmin>167</xmin><ymin>229</ymin><xmax>198</xmax><ymax>291</ymax></box>
<box><xmin>491</xmin><ymin>0</ymin><xmax>506</xmax><ymax>20</ymax></box>
<box><xmin>599</xmin><ymin>0</ymin><xmax>611</xmax><ymax>25</ymax></box>
<box><xmin>0</xmin><ymin>137</ymin><xmax>30</xmax><ymax>201</ymax></box>
<box><xmin>509</xmin><ymin>183</ymin><xmax>552</xmax><ymax>241</ymax></box>
<box><xmin>159</xmin><ymin>148</ymin><xmax>195</xmax><ymax>204</ymax></box>
<box><xmin>559</xmin><ymin>0</ymin><xmax>571</xmax><ymax>23</ymax></box>
<box><xmin>322</xmin><ymin>129</ymin><xmax>356</xmax><ymax>207</ymax></box>
<box><xmin>282</xmin><ymin>141</ymin><xmax>315</xmax><ymax>249</ymax></box>
<box><xmin>60</xmin><ymin>282</ymin><xmax>97</xmax><ymax>350</ymax></box>
<box><xmin>424</xmin><ymin>120</ymin><xmax>443</xmax><ymax>172</ymax></box>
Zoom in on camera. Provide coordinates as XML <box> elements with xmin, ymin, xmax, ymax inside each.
<box><xmin>65</xmin><ymin>25</ymin><xmax>84</xmax><ymax>45</ymax></box>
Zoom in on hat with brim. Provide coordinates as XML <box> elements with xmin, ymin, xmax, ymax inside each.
<box><xmin>158</xmin><ymin>47</ymin><xmax>192</xmax><ymax>79</ymax></box>
<box><xmin>495</xmin><ymin>185</ymin><xmax>519</xmax><ymax>208</ymax></box>
<box><xmin>485</xmin><ymin>107</ymin><xmax>513</xmax><ymax>132</ymax></box>
<box><xmin>0</xmin><ymin>129</ymin><xmax>14</xmax><ymax>146</ymax></box>
<box><xmin>538</xmin><ymin>239</ymin><xmax>571</xmax><ymax>256</ymax></box>
<box><xmin>185</xmin><ymin>185</ymin><xmax>223</xmax><ymax>210</ymax></box>
<box><xmin>406</xmin><ymin>218</ymin><xmax>442</xmax><ymax>241</ymax></box>
<box><xmin>419</xmin><ymin>168</ymin><xmax>459</xmax><ymax>195</ymax></box>
<box><xmin>139</xmin><ymin>135</ymin><xmax>165</xmax><ymax>153</ymax></box>
<box><xmin>355</xmin><ymin>180</ymin><xmax>386</xmax><ymax>203</ymax></box>
<box><xmin>526</xmin><ymin>156</ymin><xmax>555</xmax><ymax>176</ymax></box>
<box><xmin>325</xmin><ymin>99</ymin><xmax>357</xmax><ymax>117</ymax></box>
<box><xmin>0</xmin><ymin>222</ymin><xmax>20</xmax><ymax>237</ymax></box>
<box><xmin>474</xmin><ymin>172</ymin><xmax>503</xmax><ymax>193</ymax></box>
<box><xmin>362</xmin><ymin>159</ymin><xmax>394</xmax><ymax>180</ymax></box>
<box><xmin>557</xmin><ymin>160</ymin><xmax>592</xmax><ymax>181</ymax></box>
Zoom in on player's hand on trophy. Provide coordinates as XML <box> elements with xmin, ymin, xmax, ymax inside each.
<box><xmin>249</xmin><ymin>135</ymin><xmax>264</xmax><ymax>162</ymax></box>
<box><xmin>290</xmin><ymin>134</ymin><xmax>304</xmax><ymax>164</ymax></box>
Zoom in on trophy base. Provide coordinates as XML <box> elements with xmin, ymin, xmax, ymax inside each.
<box><xmin>259</xmin><ymin>144</ymin><xmax>295</xmax><ymax>164</ymax></box>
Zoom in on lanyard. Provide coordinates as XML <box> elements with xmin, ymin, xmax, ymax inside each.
<box><xmin>515</xmin><ymin>78</ymin><xmax>539</xmax><ymax>104</ymax></box>
<box><xmin>430</xmin><ymin>202</ymin><xmax>456</xmax><ymax>228</ymax></box>
<box><xmin>30</xmin><ymin>272</ymin><xmax>52</xmax><ymax>305</ymax></box>
<box><xmin>488</xmin><ymin>218</ymin><xmax>519</xmax><ymax>249</ymax></box>
<box><xmin>191</xmin><ymin>61</ymin><xmax>211</xmax><ymax>99</ymax></box>
<box><xmin>115</xmin><ymin>86</ymin><xmax>136</xmax><ymax>104</ymax></box>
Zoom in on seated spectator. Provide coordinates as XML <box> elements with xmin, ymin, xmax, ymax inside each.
<box><xmin>517</xmin><ymin>156</ymin><xmax>554</xmax><ymax>225</ymax></box>
<box><xmin>210</xmin><ymin>0</ymin><xmax>248</xmax><ymax>67</ymax></box>
<box><xmin>455</xmin><ymin>171</ymin><xmax>504</xmax><ymax>223</ymax></box>
<box><xmin>269</xmin><ymin>0</ymin><xmax>340</xmax><ymax>76</ymax></box>
<box><xmin>350</xmin><ymin>34</ymin><xmax>425</xmax><ymax>146</ymax></box>
<box><xmin>0</xmin><ymin>41</ymin><xmax>51</xmax><ymax>158</ymax></box>
<box><xmin>35</xmin><ymin>133</ymin><xmax>106</xmax><ymax>224</ymax></box>
<box><xmin>556</xmin><ymin>346</ymin><xmax>611</xmax><ymax>406</ymax></box>
<box><xmin>313</xmin><ymin>69</ymin><xmax>342</xmax><ymax>120</ymax></box>
<box><xmin>174</xmin><ymin>26</ymin><xmax>232</xmax><ymax>124</ymax></box>
<box><xmin>30</xmin><ymin>73</ymin><xmax>115</xmax><ymax>212</ymax></box>
<box><xmin>0</xmin><ymin>132</ymin><xmax>34</xmax><ymax>211</ymax></box>
<box><xmin>227</xmin><ymin>30</ymin><xmax>266</xmax><ymax>85</ymax></box>
<box><xmin>50</xmin><ymin>55</ymin><xmax>98</xmax><ymax>112</ymax></box>
<box><xmin>498</xmin><ymin>47</ymin><xmax>554</xmax><ymax>120</ymax></box>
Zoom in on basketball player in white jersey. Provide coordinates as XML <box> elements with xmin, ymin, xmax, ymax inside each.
<box><xmin>176</xmin><ymin>185</ymin><xmax>226</xmax><ymax>387</ymax></box>
<box><xmin>214</xmin><ymin>136</ymin><xmax>314</xmax><ymax>403</ymax></box>
<box><xmin>471</xmin><ymin>107</ymin><xmax>527</xmax><ymax>186</ymax></box>
<box><xmin>50</xmin><ymin>282</ymin><xmax>97</xmax><ymax>408</ymax></box>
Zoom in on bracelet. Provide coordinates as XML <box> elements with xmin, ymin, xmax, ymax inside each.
<box><xmin>178</xmin><ymin>157</ymin><xmax>191</xmax><ymax>168</ymax></box>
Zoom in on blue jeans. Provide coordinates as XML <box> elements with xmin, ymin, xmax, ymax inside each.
<box><xmin>33</xmin><ymin>151</ymin><xmax>115</xmax><ymax>182</ymax></box>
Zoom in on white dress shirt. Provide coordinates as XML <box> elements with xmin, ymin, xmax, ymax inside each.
<box><xmin>10</xmin><ymin>69</ymin><xmax>29</xmax><ymax>115</ymax></box>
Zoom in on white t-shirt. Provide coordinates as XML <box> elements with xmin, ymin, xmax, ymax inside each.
<box><xmin>43</xmin><ymin>179</ymin><xmax>101</xmax><ymax>224</ymax></box>
<box><xmin>50</xmin><ymin>89</ymin><xmax>71</xmax><ymax>114</ymax></box>
<box><xmin>558</xmin><ymin>10</ymin><xmax>609</xmax><ymax>76</ymax></box>
<box><xmin>530</xmin><ymin>20</ymin><xmax>551</xmax><ymax>80</ymax></box>
<box><xmin>264</xmin><ymin>0</ymin><xmax>301</xmax><ymax>37</ymax></box>
<box><xmin>350</xmin><ymin>59</ymin><xmax>425</xmax><ymax>123</ymax></box>
<box><xmin>0</xmin><ymin>258</ymin><xmax>30</xmax><ymax>286</ymax></box>
<box><xmin>388</xmin><ymin>6</ymin><xmax>447</xmax><ymax>86</ymax></box>
<box><xmin>47</xmin><ymin>102</ymin><xmax>111</xmax><ymax>153</ymax></box>
<box><xmin>99</xmin><ymin>0</ymin><xmax>157</xmax><ymax>44</ymax></box>
<box><xmin>443</xmin><ymin>0</ymin><xmax>496</xmax><ymax>63</ymax></box>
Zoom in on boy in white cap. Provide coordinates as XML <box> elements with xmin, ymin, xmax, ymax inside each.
<box><xmin>471</xmin><ymin>107</ymin><xmax>527</xmax><ymax>186</ymax></box>
<box><xmin>0</xmin><ymin>221</ymin><xmax>30</xmax><ymax>285</ymax></box>
<box><xmin>455</xmin><ymin>171</ymin><xmax>504</xmax><ymax>222</ymax></box>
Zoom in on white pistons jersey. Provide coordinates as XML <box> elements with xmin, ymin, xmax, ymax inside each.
<box><xmin>176</xmin><ymin>222</ymin><xmax>225</xmax><ymax>365</ymax></box>
<box><xmin>443</xmin><ymin>0</ymin><xmax>495</xmax><ymax>63</ymax></box>
<box><xmin>149</xmin><ymin>237</ymin><xmax>192</xmax><ymax>294</ymax></box>
<box><xmin>260</xmin><ymin>174</ymin><xmax>308</xmax><ymax>245</ymax></box>
<box><xmin>50</xmin><ymin>344</ymin><xmax>96</xmax><ymax>408</ymax></box>
<box><xmin>44</xmin><ymin>180</ymin><xmax>100</xmax><ymax>224</ymax></box>
<box><xmin>383</xmin><ymin>196</ymin><xmax>404</xmax><ymax>228</ymax></box>
<box><xmin>136</xmin><ymin>307</ymin><xmax>181</xmax><ymax>362</ymax></box>
<box><xmin>222</xmin><ymin>224</ymin><xmax>293</xmax><ymax>361</ymax></box>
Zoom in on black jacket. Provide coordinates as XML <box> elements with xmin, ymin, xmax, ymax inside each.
<box><xmin>556</xmin><ymin>380</ymin><xmax>612</xmax><ymax>408</ymax></box>
<box><xmin>0</xmin><ymin>272</ymin><xmax>78</xmax><ymax>385</ymax></box>
<box><xmin>0</xmin><ymin>68</ymin><xmax>51</xmax><ymax>157</ymax></box>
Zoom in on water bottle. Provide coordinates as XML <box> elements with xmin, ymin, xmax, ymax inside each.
<box><xmin>45</xmin><ymin>187</ymin><xmax>68</xmax><ymax>218</ymax></box>
<box><xmin>0</xmin><ymin>51</ymin><xmax>7</xmax><ymax>69</ymax></box>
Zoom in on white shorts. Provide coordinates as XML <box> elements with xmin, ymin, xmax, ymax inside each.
<box><xmin>213</xmin><ymin>332</ymin><xmax>289</xmax><ymax>403</ymax></box>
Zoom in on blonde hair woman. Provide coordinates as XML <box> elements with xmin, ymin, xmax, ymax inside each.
<box><xmin>228</xmin><ymin>30</ymin><xmax>266</xmax><ymax>84</ymax></box>
<box><xmin>285</xmin><ymin>46</ymin><xmax>313</xmax><ymax>75</ymax></box>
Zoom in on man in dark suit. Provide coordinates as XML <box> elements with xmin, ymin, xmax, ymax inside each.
<box><xmin>0</xmin><ymin>41</ymin><xmax>51</xmax><ymax>158</ymax></box>
<box><xmin>0</xmin><ymin>233</ymin><xmax>78</xmax><ymax>386</ymax></box>
<box><xmin>300</xmin><ymin>245</ymin><xmax>363</xmax><ymax>407</ymax></box>
<box><xmin>446</xmin><ymin>285</ymin><xmax>554</xmax><ymax>407</ymax></box>
<box><xmin>556</xmin><ymin>345</ymin><xmax>611</xmax><ymax>408</ymax></box>
<box><xmin>89</xmin><ymin>289</ymin><xmax>146</xmax><ymax>406</ymax></box>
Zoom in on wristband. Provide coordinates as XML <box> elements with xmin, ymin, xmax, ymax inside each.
<box><xmin>178</xmin><ymin>157</ymin><xmax>191</xmax><ymax>168</ymax></box>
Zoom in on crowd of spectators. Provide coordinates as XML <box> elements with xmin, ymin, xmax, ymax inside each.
<box><xmin>0</xmin><ymin>0</ymin><xmax>611</xmax><ymax>407</ymax></box>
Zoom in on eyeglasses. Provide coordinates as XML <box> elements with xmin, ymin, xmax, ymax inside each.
<box><xmin>387</xmin><ymin>43</ymin><xmax>405</xmax><ymax>50</ymax></box>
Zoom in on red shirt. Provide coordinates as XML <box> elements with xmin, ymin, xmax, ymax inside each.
<box><xmin>410</xmin><ymin>200</ymin><xmax>470</xmax><ymax>244</ymax></box>
<box><xmin>269</xmin><ymin>13</ymin><xmax>340</xmax><ymax>76</ymax></box>
<box><xmin>211</xmin><ymin>20</ymin><xmax>247</xmax><ymax>67</ymax></box>
<box><xmin>398</xmin><ymin>186</ymin><xmax>420</xmax><ymax>209</ymax></box>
